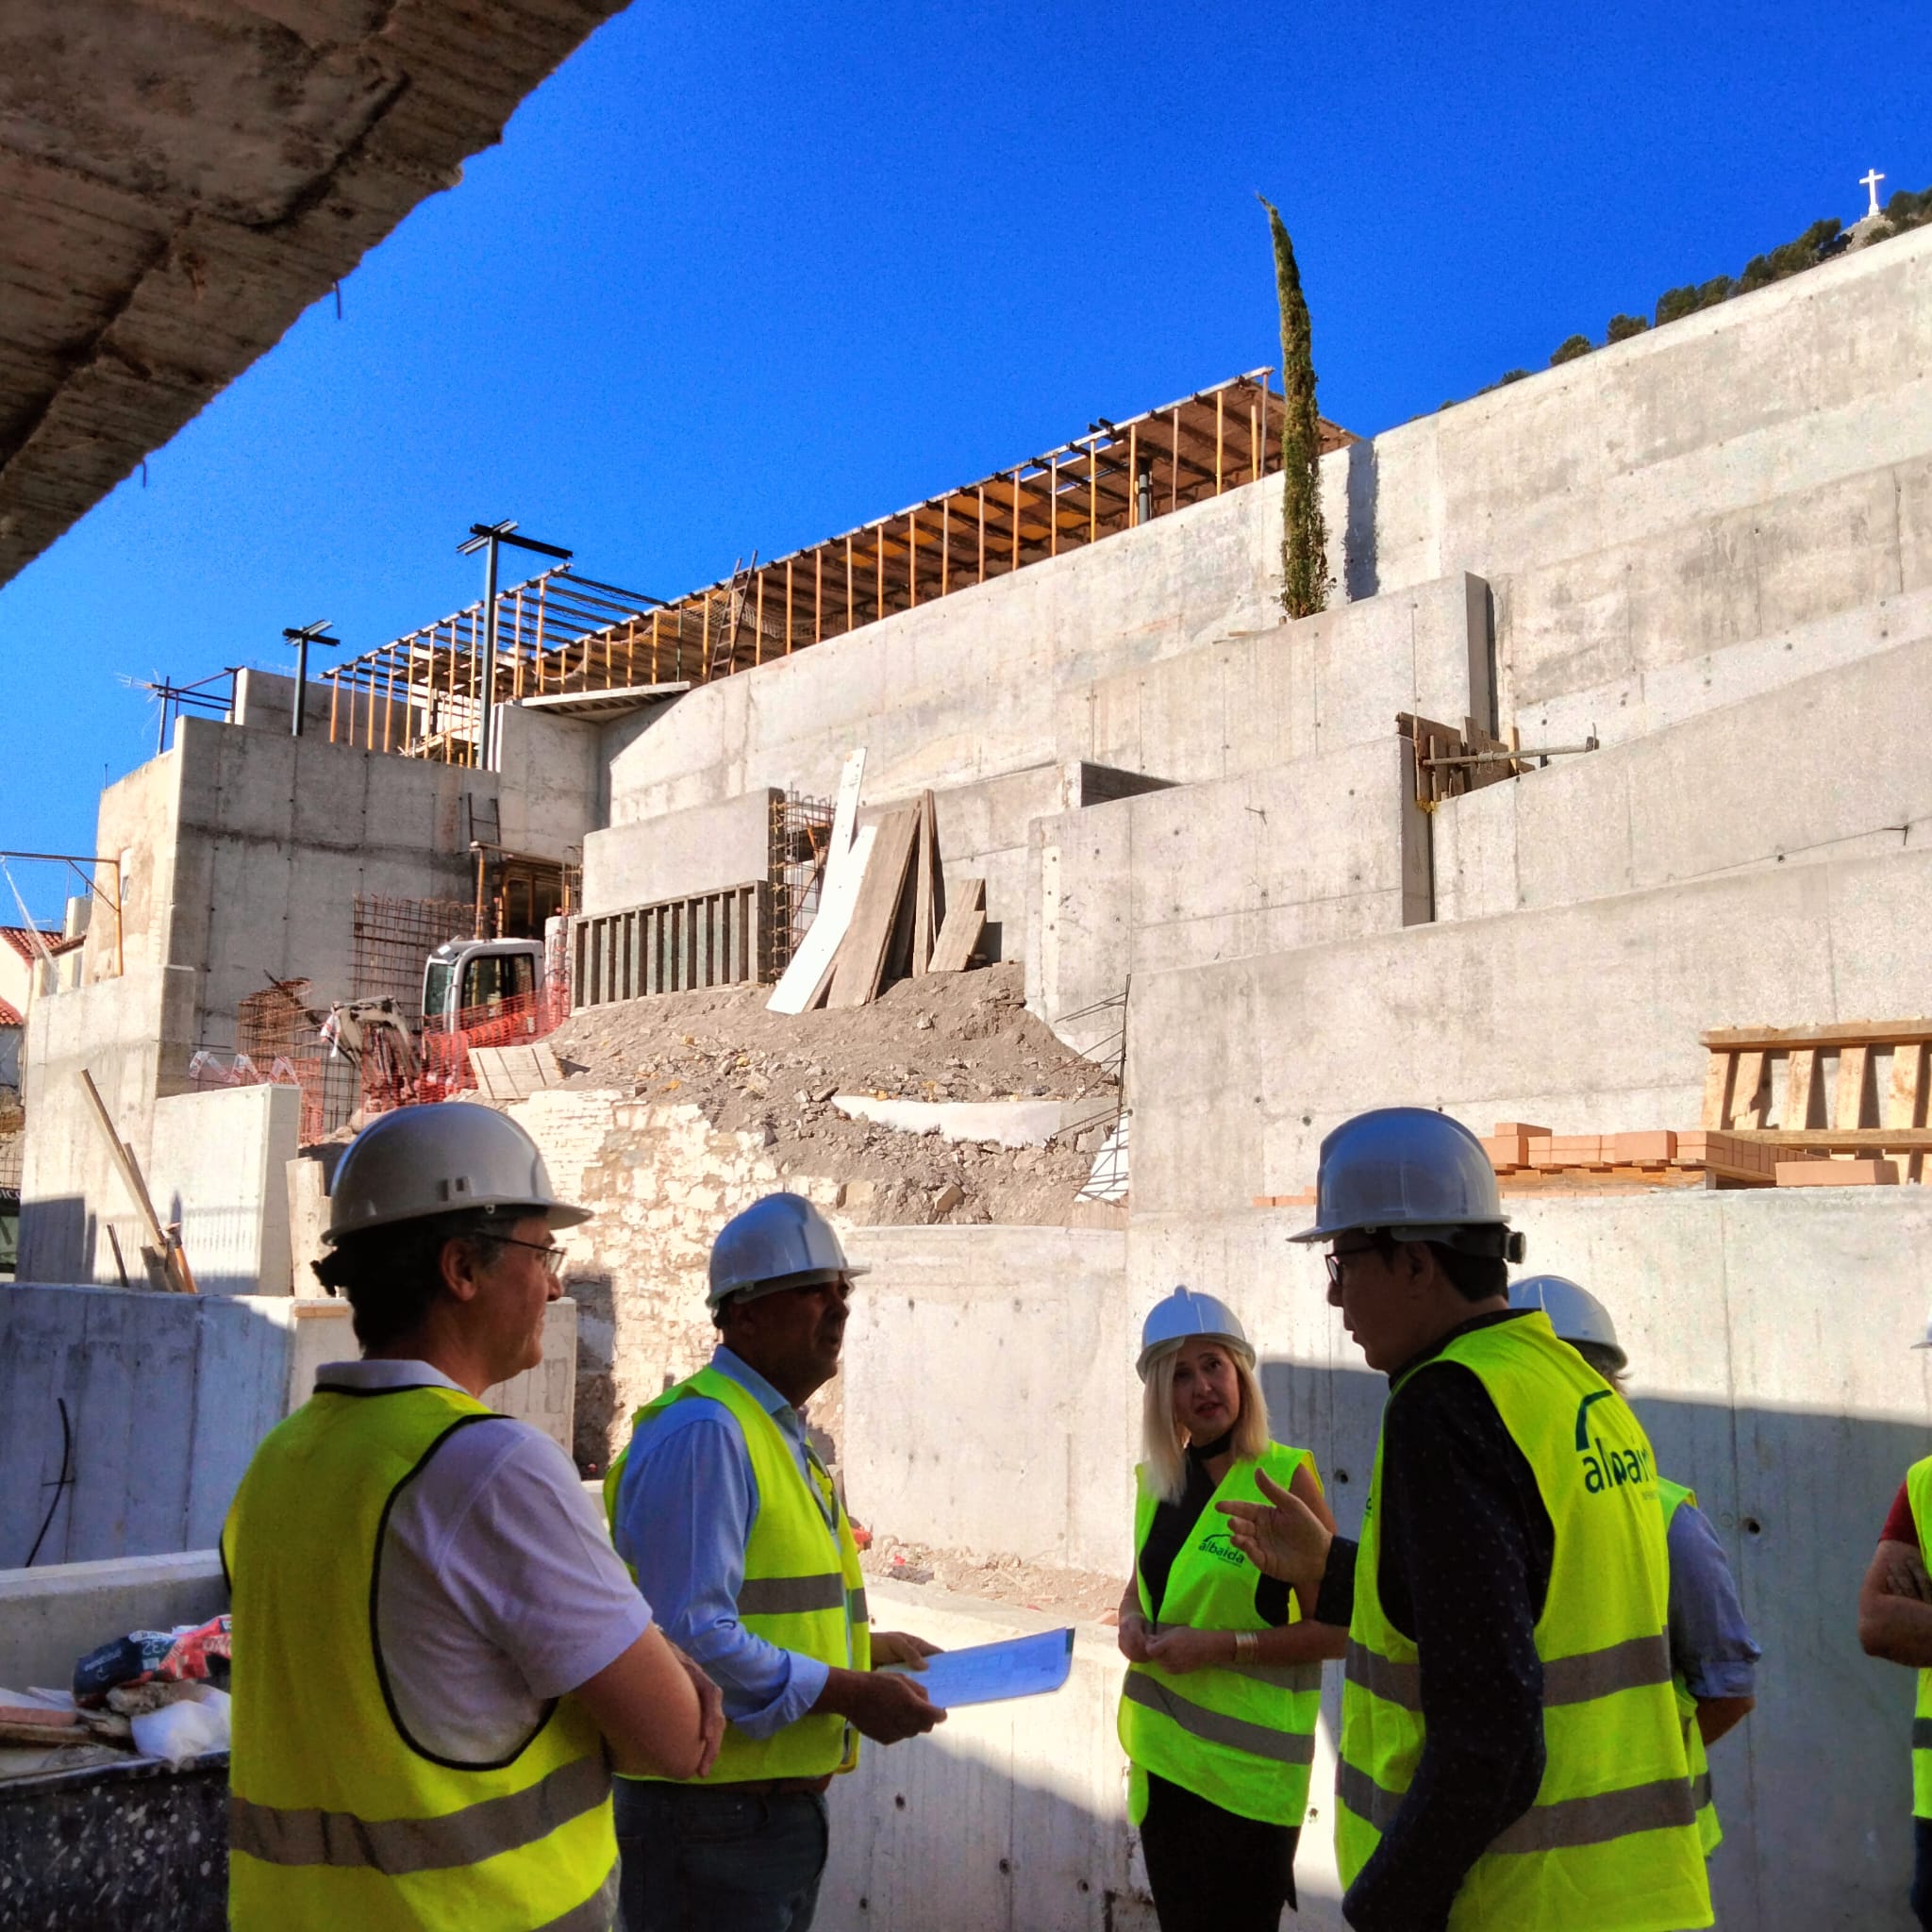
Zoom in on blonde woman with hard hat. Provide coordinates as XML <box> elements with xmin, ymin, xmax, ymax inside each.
<box><xmin>1509</xmin><ymin>1275</ymin><xmax>1759</xmax><ymax>1866</ymax></box>
<box><xmin>1117</xmin><ymin>1287</ymin><xmax>1345</xmax><ymax>1931</ymax></box>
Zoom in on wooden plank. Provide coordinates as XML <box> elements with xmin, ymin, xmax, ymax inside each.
<box><xmin>929</xmin><ymin>877</ymin><xmax>988</xmax><ymax>973</ymax></box>
<box><xmin>1731</xmin><ymin>1051</ymin><xmax>1768</xmax><ymax>1131</ymax></box>
<box><xmin>1782</xmin><ymin>1047</ymin><xmax>1817</xmax><ymax>1131</ymax></box>
<box><xmin>1890</xmin><ymin>1042</ymin><xmax>1927</xmax><ymax>1182</ymax></box>
<box><xmin>1700</xmin><ymin>1050</ymin><xmax>1735</xmax><ymax>1129</ymax></box>
<box><xmin>768</xmin><ymin>822</ymin><xmax>876</xmax><ymax>1015</ymax></box>
<box><xmin>911</xmin><ymin>791</ymin><xmax>936</xmax><ymax>977</ymax></box>
<box><xmin>826</xmin><ymin>807</ymin><xmax>922</xmax><ymax>1008</ymax></box>
<box><xmin>1835</xmin><ymin>1045</ymin><xmax>1871</xmax><ymax>1130</ymax></box>
<box><xmin>1724</xmin><ymin>1127</ymin><xmax>1932</xmax><ymax>1151</ymax></box>
<box><xmin>1701</xmin><ymin>1019</ymin><xmax>1932</xmax><ymax>1051</ymax></box>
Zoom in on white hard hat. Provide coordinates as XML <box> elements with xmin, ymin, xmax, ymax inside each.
<box><xmin>1136</xmin><ymin>1287</ymin><xmax>1255</xmax><ymax>1382</ymax></box>
<box><xmin>1291</xmin><ymin>1107</ymin><xmax>1524</xmax><ymax>1260</ymax></box>
<box><xmin>708</xmin><ymin>1192</ymin><xmax>868</xmax><ymax>1312</ymax></box>
<box><xmin>325</xmin><ymin>1104</ymin><xmax>590</xmax><ymax>1242</ymax></box>
<box><xmin>1508</xmin><ymin>1274</ymin><xmax>1626</xmax><ymax>1374</ymax></box>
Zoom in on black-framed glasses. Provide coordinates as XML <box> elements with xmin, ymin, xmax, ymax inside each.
<box><xmin>496</xmin><ymin>1236</ymin><xmax>565</xmax><ymax>1278</ymax></box>
<box><xmin>1324</xmin><ymin>1241</ymin><xmax>1383</xmax><ymax>1291</ymax></box>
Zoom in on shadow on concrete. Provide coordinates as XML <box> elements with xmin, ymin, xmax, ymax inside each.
<box><xmin>564</xmin><ymin>1267</ymin><xmax>617</xmax><ymax>1470</ymax></box>
<box><xmin>1342</xmin><ymin>440</ymin><xmax>1379</xmax><ymax>602</ymax></box>
<box><xmin>1258</xmin><ymin>1356</ymin><xmax>1927</xmax><ymax>1930</ymax></box>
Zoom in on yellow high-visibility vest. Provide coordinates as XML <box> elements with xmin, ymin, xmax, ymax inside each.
<box><xmin>1657</xmin><ymin>1475</ymin><xmax>1722</xmax><ymax>1856</ymax></box>
<box><xmin>1117</xmin><ymin>1441</ymin><xmax>1324</xmax><ymax>1826</ymax></box>
<box><xmin>1338</xmin><ymin>1311</ymin><xmax>1711</xmax><ymax>1931</ymax></box>
<box><xmin>605</xmin><ymin>1364</ymin><xmax>870</xmax><ymax>1782</ymax></box>
<box><xmin>224</xmin><ymin>1383</ymin><xmax>617</xmax><ymax>1932</ymax></box>
<box><xmin>1905</xmin><ymin>1456</ymin><xmax>1932</xmax><ymax>1818</ymax></box>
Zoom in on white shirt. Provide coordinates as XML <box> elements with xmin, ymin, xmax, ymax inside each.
<box><xmin>317</xmin><ymin>1358</ymin><xmax>650</xmax><ymax>1763</ymax></box>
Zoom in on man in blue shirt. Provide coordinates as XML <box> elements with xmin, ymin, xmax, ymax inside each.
<box><xmin>609</xmin><ymin>1192</ymin><xmax>942</xmax><ymax>1932</ymax></box>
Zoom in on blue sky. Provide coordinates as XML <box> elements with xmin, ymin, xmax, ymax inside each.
<box><xmin>2</xmin><ymin>0</ymin><xmax>1925</xmax><ymax>919</ymax></box>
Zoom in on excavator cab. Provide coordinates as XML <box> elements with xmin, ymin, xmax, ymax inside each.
<box><xmin>422</xmin><ymin>939</ymin><xmax>545</xmax><ymax>1035</ymax></box>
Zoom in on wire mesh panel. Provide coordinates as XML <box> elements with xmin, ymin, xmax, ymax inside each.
<box><xmin>234</xmin><ymin>978</ymin><xmax>352</xmax><ymax>1141</ymax></box>
<box><xmin>769</xmin><ymin>790</ymin><xmax>835</xmax><ymax>980</ymax></box>
<box><xmin>352</xmin><ymin>896</ymin><xmax>474</xmax><ymax>1027</ymax></box>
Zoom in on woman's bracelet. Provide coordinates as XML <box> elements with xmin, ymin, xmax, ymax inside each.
<box><xmin>1233</xmin><ymin>1629</ymin><xmax>1258</xmax><ymax>1664</ymax></box>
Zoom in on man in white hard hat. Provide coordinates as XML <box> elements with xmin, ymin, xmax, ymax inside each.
<box><xmin>224</xmin><ymin>1103</ymin><xmax>724</xmax><ymax>1932</ymax></box>
<box><xmin>1218</xmin><ymin>1107</ymin><xmax>1709</xmax><ymax>1932</ymax></box>
<box><xmin>1510</xmin><ymin>1274</ymin><xmax>1758</xmax><ymax>1861</ymax></box>
<box><xmin>1857</xmin><ymin>1312</ymin><xmax>1932</xmax><ymax>1929</ymax></box>
<box><xmin>606</xmin><ymin>1191</ymin><xmax>943</xmax><ymax>1932</ymax></box>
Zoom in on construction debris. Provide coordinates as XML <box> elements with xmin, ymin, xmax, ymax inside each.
<box><xmin>77</xmin><ymin>1071</ymin><xmax>196</xmax><ymax>1291</ymax></box>
<box><xmin>928</xmin><ymin>877</ymin><xmax>987</xmax><ymax>974</ymax></box>
<box><xmin>468</xmin><ymin>1041</ymin><xmax>567</xmax><ymax>1103</ymax></box>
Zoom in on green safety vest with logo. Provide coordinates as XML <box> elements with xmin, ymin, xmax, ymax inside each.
<box><xmin>1905</xmin><ymin>1456</ymin><xmax>1932</xmax><ymax>1818</ymax></box>
<box><xmin>1117</xmin><ymin>1441</ymin><xmax>1324</xmax><ymax>1828</ymax></box>
<box><xmin>223</xmin><ymin>1383</ymin><xmax>618</xmax><ymax>1932</ymax></box>
<box><xmin>604</xmin><ymin>1364</ymin><xmax>871</xmax><ymax>1783</ymax></box>
<box><xmin>1338</xmin><ymin>1311</ymin><xmax>1711</xmax><ymax>1931</ymax></box>
<box><xmin>1657</xmin><ymin>1475</ymin><xmax>1722</xmax><ymax>1857</ymax></box>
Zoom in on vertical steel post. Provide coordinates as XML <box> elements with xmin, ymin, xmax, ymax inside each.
<box><xmin>479</xmin><ymin>533</ymin><xmax>501</xmax><ymax>771</ymax></box>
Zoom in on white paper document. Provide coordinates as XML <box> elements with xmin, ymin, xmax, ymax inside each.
<box><xmin>888</xmin><ymin>1628</ymin><xmax>1074</xmax><ymax>1709</ymax></box>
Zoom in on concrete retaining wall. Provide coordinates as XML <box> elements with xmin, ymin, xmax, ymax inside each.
<box><xmin>1435</xmin><ymin>630</ymin><xmax>1932</xmax><ymax>923</ymax></box>
<box><xmin>584</xmin><ymin>789</ymin><xmax>778</xmax><ymax>916</ymax></box>
<box><xmin>0</xmin><ymin>1287</ymin><xmax>578</xmax><ymax>1568</ymax></box>
<box><xmin>148</xmin><ymin>1085</ymin><xmax>300</xmax><ymax>1296</ymax></box>
<box><xmin>1026</xmin><ymin>738</ymin><xmax>1430</xmax><ymax>1054</ymax></box>
<box><xmin>1130</xmin><ymin>843</ymin><xmax>1932</xmax><ymax>1215</ymax></box>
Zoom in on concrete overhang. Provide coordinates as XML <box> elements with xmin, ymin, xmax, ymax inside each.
<box><xmin>0</xmin><ymin>0</ymin><xmax>627</xmax><ymax>588</ymax></box>
<box><xmin>515</xmin><ymin>682</ymin><xmax>691</xmax><ymax>722</ymax></box>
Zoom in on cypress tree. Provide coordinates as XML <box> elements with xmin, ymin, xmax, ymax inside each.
<box><xmin>1259</xmin><ymin>195</ymin><xmax>1327</xmax><ymax>619</ymax></box>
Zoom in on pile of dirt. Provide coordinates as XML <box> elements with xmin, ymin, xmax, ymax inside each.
<box><xmin>549</xmin><ymin>964</ymin><xmax>1122</xmax><ymax>1227</ymax></box>
<box><xmin>858</xmin><ymin>1530</ymin><xmax>1124</xmax><ymax>1624</ymax></box>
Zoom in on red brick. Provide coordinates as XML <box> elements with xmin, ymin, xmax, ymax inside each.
<box><xmin>1612</xmin><ymin>1131</ymin><xmax>1677</xmax><ymax>1164</ymax></box>
<box><xmin>1492</xmin><ymin>1121</ymin><xmax>1553</xmax><ymax>1138</ymax></box>
<box><xmin>1483</xmin><ymin>1134</ymin><xmax>1531</xmax><ymax>1171</ymax></box>
<box><xmin>1775</xmin><ymin>1158</ymin><xmax>1899</xmax><ymax>1188</ymax></box>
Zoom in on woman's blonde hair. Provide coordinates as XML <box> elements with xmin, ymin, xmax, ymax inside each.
<box><xmin>1141</xmin><ymin>1341</ymin><xmax>1272</xmax><ymax>1506</ymax></box>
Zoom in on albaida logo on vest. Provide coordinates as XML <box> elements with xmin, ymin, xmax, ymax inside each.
<box><xmin>1194</xmin><ymin>1530</ymin><xmax>1248</xmax><ymax>1569</ymax></box>
<box><xmin>1574</xmin><ymin>1388</ymin><xmax>1654</xmax><ymax>1495</ymax></box>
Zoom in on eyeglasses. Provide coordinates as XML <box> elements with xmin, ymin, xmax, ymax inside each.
<box><xmin>1324</xmin><ymin>1244</ymin><xmax>1381</xmax><ymax>1291</ymax></box>
<box><xmin>496</xmin><ymin>1236</ymin><xmax>565</xmax><ymax>1279</ymax></box>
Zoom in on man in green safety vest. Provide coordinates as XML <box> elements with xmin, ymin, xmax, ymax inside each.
<box><xmin>1219</xmin><ymin>1108</ymin><xmax>1712</xmax><ymax>1932</ymax></box>
<box><xmin>1857</xmin><ymin>1303</ymin><xmax>1932</xmax><ymax>1930</ymax></box>
<box><xmin>607</xmin><ymin>1192</ymin><xmax>943</xmax><ymax>1932</ymax></box>
<box><xmin>225</xmin><ymin>1104</ymin><xmax>724</xmax><ymax>1932</ymax></box>
<box><xmin>1509</xmin><ymin>1274</ymin><xmax>1758</xmax><ymax>1865</ymax></box>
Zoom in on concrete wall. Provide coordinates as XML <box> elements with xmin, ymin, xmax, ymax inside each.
<box><xmin>1434</xmin><ymin>631</ymin><xmax>1932</xmax><ymax>923</ymax></box>
<box><xmin>233</xmin><ymin>665</ymin><xmax>334</xmax><ymax>738</ymax></box>
<box><xmin>1130</xmin><ymin>843</ymin><xmax>1932</xmax><ymax>1215</ymax></box>
<box><xmin>0</xmin><ymin>1286</ymin><xmax>580</xmax><ymax>1571</ymax></box>
<box><xmin>822</xmin><ymin>1584</ymin><xmax>1174</xmax><ymax>1932</ymax></box>
<box><xmin>0</xmin><ymin>1551</ymin><xmax>228</xmax><ymax>1692</ymax></box>
<box><xmin>844</xmin><ymin>1226</ymin><xmax>1132</xmax><ymax>1577</ymax></box>
<box><xmin>583</xmin><ymin>789</ymin><xmax>778</xmax><ymax>917</ymax></box>
<box><xmin>149</xmin><ymin>1085</ymin><xmax>300</xmax><ymax>1296</ymax></box>
<box><xmin>496</xmin><ymin>701</ymin><xmax>601</xmax><ymax>865</ymax></box>
<box><xmin>1362</xmin><ymin>227</ymin><xmax>1932</xmax><ymax>639</ymax></box>
<box><xmin>1026</xmin><ymin>738</ymin><xmax>1431</xmax><ymax>1055</ymax></box>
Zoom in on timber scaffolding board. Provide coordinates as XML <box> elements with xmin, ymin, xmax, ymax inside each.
<box><xmin>319</xmin><ymin>373</ymin><xmax>1352</xmax><ymax>755</ymax></box>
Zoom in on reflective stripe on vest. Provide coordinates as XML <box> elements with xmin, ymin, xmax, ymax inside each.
<box><xmin>1907</xmin><ymin>1457</ymin><xmax>1932</xmax><ymax>1819</ymax></box>
<box><xmin>606</xmin><ymin>1364</ymin><xmax>870</xmax><ymax>1784</ymax></box>
<box><xmin>224</xmin><ymin>1384</ymin><xmax>616</xmax><ymax>1932</ymax></box>
<box><xmin>1337</xmin><ymin>1313</ymin><xmax>1711</xmax><ymax>1932</ymax></box>
<box><xmin>1657</xmin><ymin>1476</ymin><xmax>1722</xmax><ymax>1857</ymax></box>
<box><xmin>1117</xmin><ymin>1441</ymin><xmax>1325</xmax><ymax>1828</ymax></box>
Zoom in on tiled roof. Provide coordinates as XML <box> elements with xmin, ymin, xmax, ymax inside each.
<box><xmin>0</xmin><ymin>924</ymin><xmax>84</xmax><ymax>962</ymax></box>
<box><xmin>0</xmin><ymin>997</ymin><xmax>21</xmax><ymax>1026</ymax></box>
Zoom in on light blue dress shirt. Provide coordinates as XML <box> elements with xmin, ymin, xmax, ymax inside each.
<box><xmin>612</xmin><ymin>1345</ymin><xmax>836</xmax><ymax>1738</ymax></box>
<box><xmin>1667</xmin><ymin>1499</ymin><xmax>1761</xmax><ymax>1701</ymax></box>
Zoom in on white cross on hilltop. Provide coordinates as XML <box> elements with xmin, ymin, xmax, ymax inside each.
<box><xmin>1861</xmin><ymin>168</ymin><xmax>1886</xmax><ymax>220</ymax></box>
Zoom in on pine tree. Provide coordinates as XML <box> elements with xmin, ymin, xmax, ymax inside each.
<box><xmin>1259</xmin><ymin>196</ymin><xmax>1327</xmax><ymax>619</ymax></box>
